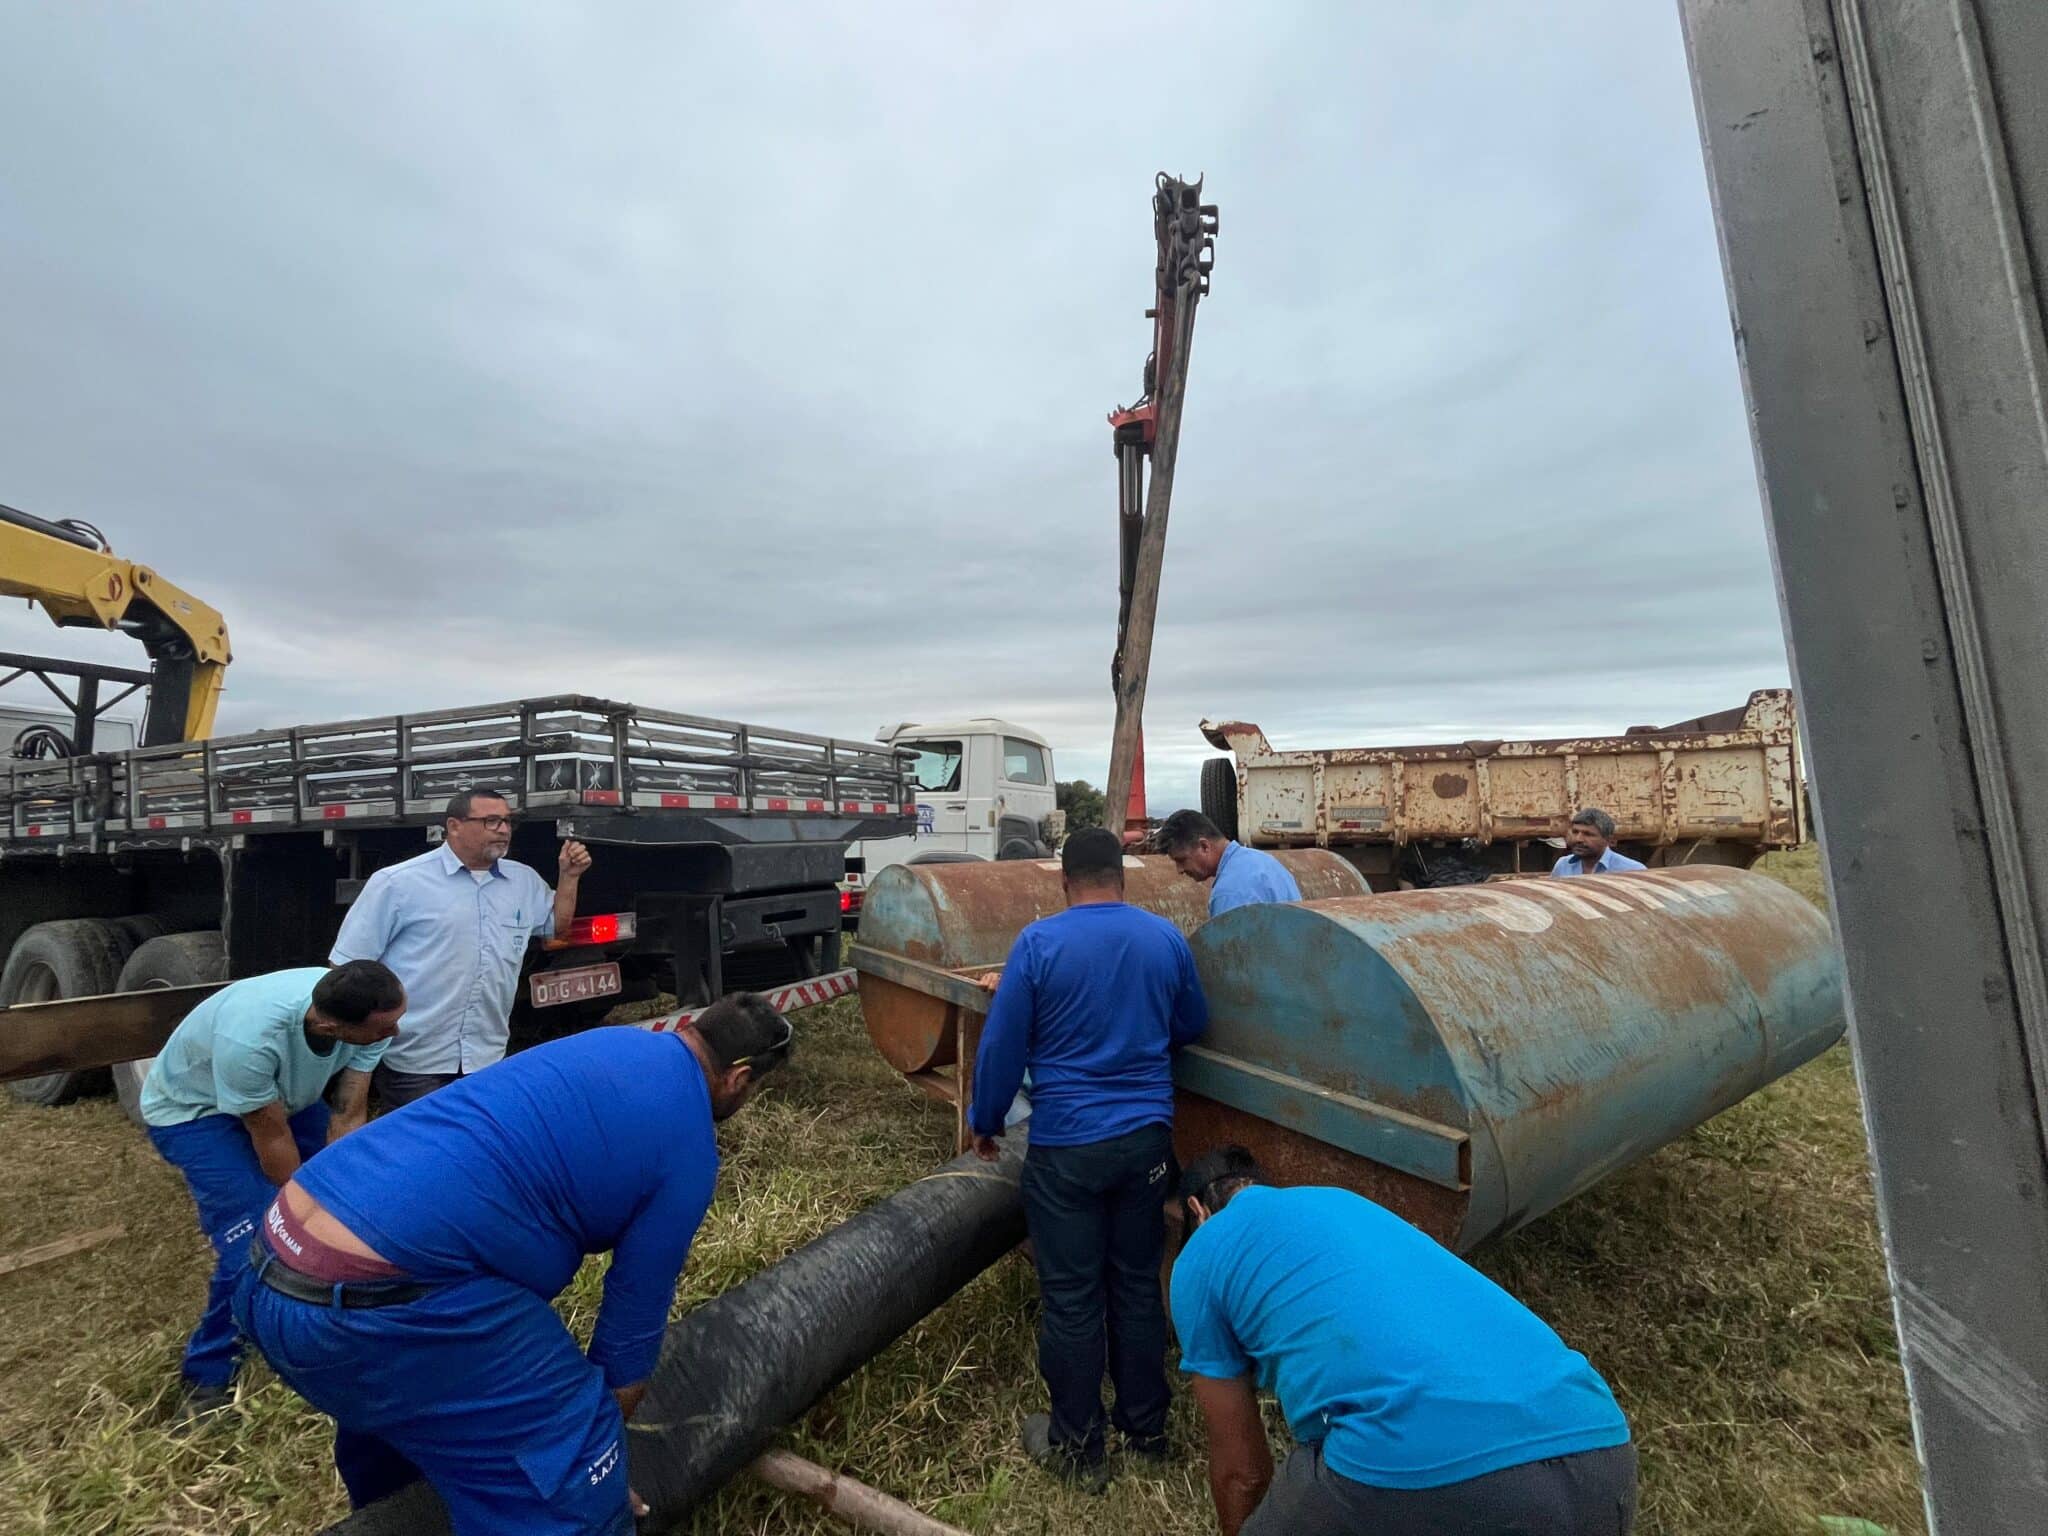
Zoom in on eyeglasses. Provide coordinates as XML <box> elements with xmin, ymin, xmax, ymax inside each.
<box><xmin>453</xmin><ymin>815</ymin><xmax>517</xmax><ymax>830</ymax></box>
<box><xmin>731</xmin><ymin>1016</ymin><xmax>795</xmax><ymax>1068</ymax></box>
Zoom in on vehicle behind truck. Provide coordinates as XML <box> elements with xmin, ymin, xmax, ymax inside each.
<box><xmin>0</xmin><ymin>694</ymin><xmax>913</xmax><ymax>1110</ymax></box>
<box><xmin>838</xmin><ymin>718</ymin><xmax>1060</xmax><ymax>925</ymax></box>
<box><xmin>1199</xmin><ymin>688</ymin><xmax>1803</xmax><ymax>889</ymax></box>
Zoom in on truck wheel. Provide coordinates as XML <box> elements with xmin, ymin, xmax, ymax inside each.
<box><xmin>907</xmin><ymin>851</ymin><xmax>983</xmax><ymax>865</ymax></box>
<box><xmin>2</xmin><ymin>919</ymin><xmax>137</xmax><ymax>1107</ymax></box>
<box><xmin>1200</xmin><ymin>757</ymin><xmax>1240</xmax><ymax>841</ymax></box>
<box><xmin>996</xmin><ymin>838</ymin><xmax>1040</xmax><ymax>861</ymax></box>
<box><xmin>112</xmin><ymin>932</ymin><xmax>226</xmax><ymax>1127</ymax></box>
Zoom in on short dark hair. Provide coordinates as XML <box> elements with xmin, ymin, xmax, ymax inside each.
<box><xmin>1179</xmin><ymin>1144</ymin><xmax>1264</xmax><ymax>1225</ymax></box>
<box><xmin>446</xmin><ymin>787</ymin><xmax>512</xmax><ymax>821</ymax></box>
<box><xmin>313</xmin><ymin>960</ymin><xmax>406</xmax><ymax>1024</ymax></box>
<box><xmin>694</xmin><ymin>992</ymin><xmax>794</xmax><ymax>1076</ymax></box>
<box><xmin>1061</xmin><ymin>826</ymin><xmax>1126</xmax><ymax>887</ymax></box>
<box><xmin>1154</xmin><ymin>808</ymin><xmax>1223</xmax><ymax>856</ymax></box>
<box><xmin>1570</xmin><ymin>806</ymin><xmax>1617</xmax><ymax>839</ymax></box>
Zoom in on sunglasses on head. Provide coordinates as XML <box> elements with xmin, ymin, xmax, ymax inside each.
<box><xmin>730</xmin><ymin>1016</ymin><xmax>795</xmax><ymax>1068</ymax></box>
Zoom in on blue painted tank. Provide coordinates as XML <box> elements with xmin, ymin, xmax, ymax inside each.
<box><xmin>1177</xmin><ymin>866</ymin><xmax>1845</xmax><ymax>1251</ymax></box>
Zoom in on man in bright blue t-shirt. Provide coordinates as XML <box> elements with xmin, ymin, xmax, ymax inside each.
<box><xmin>232</xmin><ymin>995</ymin><xmax>791</xmax><ymax>1535</ymax></box>
<box><xmin>1171</xmin><ymin>1146</ymin><xmax>1636</xmax><ymax>1536</ymax></box>
<box><xmin>141</xmin><ymin>961</ymin><xmax>405</xmax><ymax>1423</ymax></box>
<box><xmin>968</xmin><ymin>826</ymin><xmax>1208</xmax><ymax>1485</ymax></box>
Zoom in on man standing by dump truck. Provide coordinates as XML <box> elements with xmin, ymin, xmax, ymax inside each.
<box><xmin>233</xmin><ymin>996</ymin><xmax>791</xmax><ymax>1534</ymax></box>
<box><xmin>139</xmin><ymin>960</ymin><xmax>406</xmax><ymax>1423</ymax></box>
<box><xmin>968</xmin><ymin>826</ymin><xmax>1209</xmax><ymax>1486</ymax></box>
<box><xmin>331</xmin><ymin>787</ymin><xmax>592</xmax><ymax>1108</ymax></box>
<box><xmin>1172</xmin><ymin>1146</ymin><xmax>1636</xmax><ymax>1535</ymax></box>
<box><xmin>1154</xmin><ymin>809</ymin><xmax>1302</xmax><ymax>916</ymax></box>
<box><xmin>1552</xmin><ymin>807</ymin><xmax>1647</xmax><ymax>878</ymax></box>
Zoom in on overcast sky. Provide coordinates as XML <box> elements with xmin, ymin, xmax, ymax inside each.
<box><xmin>0</xmin><ymin>3</ymin><xmax>1784</xmax><ymax>810</ymax></box>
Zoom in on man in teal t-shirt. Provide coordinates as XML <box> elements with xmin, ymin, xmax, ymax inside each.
<box><xmin>1171</xmin><ymin>1146</ymin><xmax>1636</xmax><ymax>1535</ymax></box>
<box><xmin>141</xmin><ymin>961</ymin><xmax>405</xmax><ymax>1421</ymax></box>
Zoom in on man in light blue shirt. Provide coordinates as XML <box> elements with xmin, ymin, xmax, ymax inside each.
<box><xmin>1155</xmin><ymin>809</ymin><xmax>1302</xmax><ymax>917</ymax></box>
<box><xmin>331</xmin><ymin>787</ymin><xmax>591</xmax><ymax>1108</ymax></box>
<box><xmin>1551</xmin><ymin>807</ymin><xmax>1648</xmax><ymax>878</ymax></box>
<box><xmin>140</xmin><ymin>960</ymin><xmax>405</xmax><ymax>1421</ymax></box>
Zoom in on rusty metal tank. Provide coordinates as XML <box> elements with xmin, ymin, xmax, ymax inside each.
<box><xmin>856</xmin><ymin>851</ymin><xmax>1369</xmax><ymax>1074</ymax></box>
<box><xmin>1177</xmin><ymin>866</ymin><xmax>1844</xmax><ymax>1252</ymax></box>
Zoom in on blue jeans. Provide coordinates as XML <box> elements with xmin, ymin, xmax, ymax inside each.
<box><xmin>1020</xmin><ymin>1120</ymin><xmax>1177</xmax><ymax>1461</ymax></box>
<box><xmin>234</xmin><ymin>1265</ymin><xmax>634</xmax><ymax>1535</ymax></box>
<box><xmin>146</xmin><ymin>1104</ymin><xmax>330</xmax><ymax>1388</ymax></box>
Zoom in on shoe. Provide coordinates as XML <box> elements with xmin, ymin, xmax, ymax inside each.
<box><xmin>169</xmin><ymin>1382</ymin><xmax>234</xmax><ymax>1433</ymax></box>
<box><xmin>1021</xmin><ymin>1412</ymin><xmax>1110</xmax><ymax>1493</ymax></box>
<box><xmin>1123</xmin><ymin>1431</ymin><xmax>1172</xmax><ymax>1466</ymax></box>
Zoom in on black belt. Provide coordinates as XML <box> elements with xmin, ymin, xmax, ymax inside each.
<box><xmin>247</xmin><ymin>1238</ymin><xmax>430</xmax><ymax>1309</ymax></box>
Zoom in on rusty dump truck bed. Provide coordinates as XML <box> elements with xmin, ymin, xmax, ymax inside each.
<box><xmin>1199</xmin><ymin>689</ymin><xmax>1803</xmax><ymax>885</ymax></box>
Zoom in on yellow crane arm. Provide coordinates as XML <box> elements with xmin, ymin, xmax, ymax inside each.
<box><xmin>0</xmin><ymin>507</ymin><xmax>231</xmax><ymax>744</ymax></box>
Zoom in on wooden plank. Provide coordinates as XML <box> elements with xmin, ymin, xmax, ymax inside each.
<box><xmin>751</xmin><ymin>1449</ymin><xmax>971</xmax><ymax>1536</ymax></box>
<box><xmin>0</xmin><ymin>1224</ymin><xmax>125</xmax><ymax>1277</ymax></box>
<box><xmin>846</xmin><ymin>946</ymin><xmax>995</xmax><ymax>1015</ymax></box>
<box><xmin>0</xmin><ymin>983</ymin><xmax>222</xmax><ymax>1082</ymax></box>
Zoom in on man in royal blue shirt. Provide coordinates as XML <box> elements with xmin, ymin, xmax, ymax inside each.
<box><xmin>968</xmin><ymin>826</ymin><xmax>1209</xmax><ymax>1485</ymax></box>
<box><xmin>1172</xmin><ymin>1146</ymin><xmax>1636</xmax><ymax>1536</ymax></box>
<box><xmin>231</xmin><ymin>994</ymin><xmax>793</xmax><ymax>1535</ymax></box>
<box><xmin>1154</xmin><ymin>809</ymin><xmax>1302</xmax><ymax>917</ymax></box>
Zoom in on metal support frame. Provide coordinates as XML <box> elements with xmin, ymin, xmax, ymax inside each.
<box><xmin>1680</xmin><ymin>2</ymin><xmax>2048</xmax><ymax>1527</ymax></box>
<box><xmin>0</xmin><ymin>650</ymin><xmax>152</xmax><ymax>756</ymax></box>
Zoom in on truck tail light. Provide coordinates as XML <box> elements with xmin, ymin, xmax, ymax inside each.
<box><xmin>563</xmin><ymin>912</ymin><xmax>635</xmax><ymax>946</ymax></box>
<box><xmin>840</xmin><ymin>889</ymin><xmax>863</xmax><ymax>915</ymax></box>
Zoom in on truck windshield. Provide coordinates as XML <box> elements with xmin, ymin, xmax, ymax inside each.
<box><xmin>901</xmin><ymin>740</ymin><xmax>964</xmax><ymax>794</ymax></box>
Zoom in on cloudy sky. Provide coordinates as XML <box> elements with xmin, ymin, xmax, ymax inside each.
<box><xmin>0</xmin><ymin>3</ymin><xmax>1785</xmax><ymax>810</ymax></box>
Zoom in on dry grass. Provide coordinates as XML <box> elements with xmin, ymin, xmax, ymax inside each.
<box><xmin>0</xmin><ymin>848</ymin><xmax>1920</xmax><ymax>1535</ymax></box>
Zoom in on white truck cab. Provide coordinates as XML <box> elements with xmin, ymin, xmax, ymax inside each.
<box><xmin>841</xmin><ymin>719</ymin><xmax>1059</xmax><ymax>924</ymax></box>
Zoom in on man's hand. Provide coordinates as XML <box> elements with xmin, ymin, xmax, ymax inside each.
<box><xmin>975</xmin><ymin>971</ymin><xmax>1001</xmax><ymax>993</ymax></box>
<box><xmin>241</xmin><ymin>1102</ymin><xmax>304</xmax><ymax>1187</ymax></box>
<box><xmin>559</xmin><ymin>839</ymin><xmax>593</xmax><ymax>880</ymax></box>
<box><xmin>971</xmin><ymin>1132</ymin><xmax>1001</xmax><ymax>1162</ymax></box>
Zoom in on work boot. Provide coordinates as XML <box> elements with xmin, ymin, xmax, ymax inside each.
<box><xmin>1021</xmin><ymin>1412</ymin><xmax>1110</xmax><ymax>1494</ymax></box>
<box><xmin>1122</xmin><ymin>1430</ymin><xmax>1173</xmax><ymax>1467</ymax></box>
<box><xmin>168</xmin><ymin>1382</ymin><xmax>234</xmax><ymax>1434</ymax></box>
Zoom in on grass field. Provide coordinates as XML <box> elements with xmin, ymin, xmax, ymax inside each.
<box><xmin>0</xmin><ymin>846</ymin><xmax>1924</xmax><ymax>1535</ymax></box>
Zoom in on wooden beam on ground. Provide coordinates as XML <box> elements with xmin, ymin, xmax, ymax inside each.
<box><xmin>751</xmin><ymin>1450</ymin><xmax>971</xmax><ymax>1536</ymax></box>
<box><xmin>0</xmin><ymin>983</ymin><xmax>222</xmax><ymax>1082</ymax></box>
<box><xmin>0</xmin><ymin>1224</ymin><xmax>125</xmax><ymax>1278</ymax></box>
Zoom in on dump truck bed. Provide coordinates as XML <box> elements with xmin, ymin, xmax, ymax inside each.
<box><xmin>1201</xmin><ymin>689</ymin><xmax>1802</xmax><ymax>880</ymax></box>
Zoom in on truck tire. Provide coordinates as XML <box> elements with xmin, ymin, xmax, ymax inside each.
<box><xmin>112</xmin><ymin>931</ymin><xmax>227</xmax><ymax>1128</ymax></box>
<box><xmin>907</xmin><ymin>851</ymin><xmax>983</xmax><ymax>866</ymax></box>
<box><xmin>1200</xmin><ymin>757</ymin><xmax>1239</xmax><ymax>841</ymax></box>
<box><xmin>996</xmin><ymin>838</ymin><xmax>1042</xmax><ymax>861</ymax></box>
<box><xmin>2</xmin><ymin>919</ymin><xmax>138</xmax><ymax>1107</ymax></box>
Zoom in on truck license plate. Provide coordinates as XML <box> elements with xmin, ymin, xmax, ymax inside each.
<box><xmin>530</xmin><ymin>963</ymin><xmax>622</xmax><ymax>1009</ymax></box>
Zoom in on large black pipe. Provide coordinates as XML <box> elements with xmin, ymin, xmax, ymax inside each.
<box><xmin>324</xmin><ymin>1130</ymin><xmax>1027</xmax><ymax>1534</ymax></box>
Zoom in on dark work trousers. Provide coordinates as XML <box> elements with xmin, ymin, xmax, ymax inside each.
<box><xmin>1019</xmin><ymin>1120</ymin><xmax>1177</xmax><ymax>1463</ymax></box>
<box><xmin>1242</xmin><ymin>1437</ymin><xmax>1639</xmax><ymax>1536</ymax></box>
<box><xmin>145</xmin><ymin>1103</ymin><xmax>331</xmax><ymax>1388</ymax></box>
<box><xmin>234</xmin><ymin>1262</ymin><xmax>634</xmax><ymax>1534</ymax></box>
<box><xmin>372</xmin><ymin>1063</ymin><xmax>461</xmax><ymax>1112</ymax></box>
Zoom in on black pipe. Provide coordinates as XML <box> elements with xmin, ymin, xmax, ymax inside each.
<box><xmin>324</xmin><ymin>1129</ymin><xmax>1028</xmax><ymax>1534</ymax></box>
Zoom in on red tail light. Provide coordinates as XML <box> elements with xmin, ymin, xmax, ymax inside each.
<box><xmin>563</xmin><ymin>912</ymin><xmax>634</xmax><ymax>945</ymax></box>
<box><xmin>840</xmin><ymin>889</ymin><xmax>863</xmax><ymax>915</ymax></box>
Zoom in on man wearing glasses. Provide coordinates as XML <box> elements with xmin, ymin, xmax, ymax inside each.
<box><xmin>332</xmin><ymin>788</ymin><xmax>593</xmax><ymax>1108</ymax></box>
<box><xmin>234</xmin><ymin>994</ymin><xmax>793</xmax><ymax>1534</ymax></box>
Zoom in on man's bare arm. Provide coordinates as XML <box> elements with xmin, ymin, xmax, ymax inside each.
<box><xmin>240</xmin><ymin>1102</ymin><xmax>303</xmax><ymax>1186</ymax></box>
<box><xmin>327</xmin><ymin>1069</ymin><xmax>373</xmax><ymax>1142</ymax></box>
<box><xmin>1192</xmin><ymin>1373</ymin><xmax>1274</xmax><ymax>1536</ymax></box>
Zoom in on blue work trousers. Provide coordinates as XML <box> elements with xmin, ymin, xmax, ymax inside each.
<box><xmin>146</xmin><ymin>1104</ymin><xmax>330</xmax><ymax>1388</ymax></box>
<box><xmin>1020</xmin><ymin>1119</ymin><xmax>1176</xmax><ymax>1462</ymax></box>
<box><xmin>233</xmin><ymin>1265</ymin><xmax>633</xmax><ymax>1535</ymax></box>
